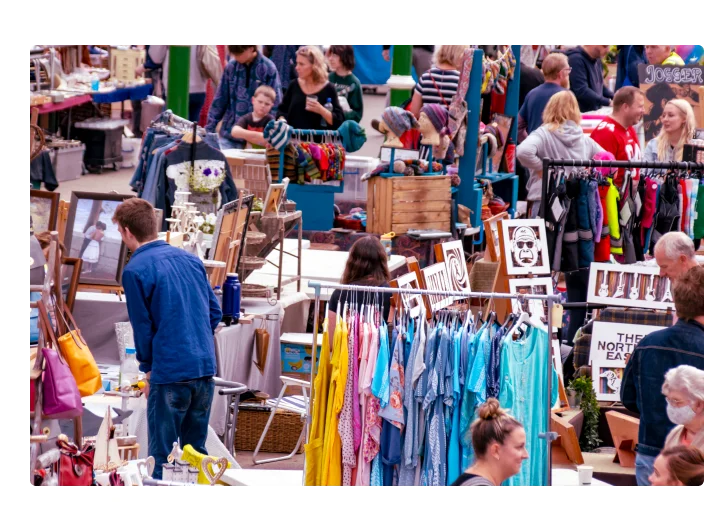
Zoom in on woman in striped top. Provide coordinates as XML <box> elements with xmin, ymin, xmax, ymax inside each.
<box><xmin>409</xmin><ymin>45</ymin><xmax>468</xmax><ymax>118</ymax></box>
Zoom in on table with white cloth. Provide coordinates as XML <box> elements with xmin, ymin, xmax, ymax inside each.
<box><xmin>72</xmin><ymin>291</ymin><xmax>130</xmax><ymax>364</ymax></box>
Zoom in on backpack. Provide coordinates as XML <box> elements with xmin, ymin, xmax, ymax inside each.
<box><xmin>448</xmin><ymin>48</ymin><xmax>474</xmax><ymax>157</ymax></box>
<box><xmin>196</xmin><ymin>45</ymin><xmax>223</xmax><ymax>87</ymax></box>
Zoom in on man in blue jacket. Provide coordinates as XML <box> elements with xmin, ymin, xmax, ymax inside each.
<box><xmin>566</xmin><ymin>46</ymin><xmax>614</xmax><ymax>112</ymax></box>
<box><xmin>206</xmin><ymin>46</ymin><xmax>282</xmax><ymax>150</ymax></box>
<box><xmin>615</xmin><ymin>45</ymin><xmax>647</xmax><ymax>89</ymax></box>
<box><xmin>620</xmin><ymin>266</ymin><xmax>704</xmax><ymax>485</ymax></box>
<box><xmin>113</xmin><ymin>198</ymin><xmax>222</xmax><ymax>479</ymax></box>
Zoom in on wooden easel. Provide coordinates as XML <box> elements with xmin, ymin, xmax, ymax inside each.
<box><xmin>551</xmin><ymin>412</ymin><xmax>584</xmax><ymax>465</ymax></box>
<box><xmin>490</xmin><ymin>217</ymin><xmax>513</xmax><ymax>320</ymax></box>
<box><xmin>605</xmin><ymin>411</ymin><xmax>639</xmax><ymax>468</ymax></box>
<box><xmin>57</xmin><ymin>200</ymin><xmax>70</xmax><ymax>245</ymax></box>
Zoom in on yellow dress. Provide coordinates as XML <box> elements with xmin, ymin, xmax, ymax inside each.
<box><xmin>320</xmin><ymin>317</ymin><xmax>349</xmax><ymax>486</ymax></box>
<box><xmin>303</xmin><ymin>318</ymin><xmax>331</xmax><ymax>486</ymax></box>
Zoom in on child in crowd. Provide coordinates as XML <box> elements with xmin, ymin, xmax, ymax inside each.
<box><xmin>326</xmin><ymin>45</ymin><xmax>363</xmax><ymax>123</ymax></box>
<box><xmin>231</xmin><ymin>85</ymin><xmax>276</xmax><ymax>149</ymax></box>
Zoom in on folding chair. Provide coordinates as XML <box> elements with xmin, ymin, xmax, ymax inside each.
<box><xmin>252</xmin><ymin>376</ymin><xmax>309</xmax><ymax>465</ymax></box>
<box><xmin>215</xmin><ymin>378</ymin><xmax>248</xmax><ymax>457</ymax></box>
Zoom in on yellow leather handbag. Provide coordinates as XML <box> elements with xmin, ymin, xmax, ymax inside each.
<box><xmin>56</xmin><ymin>303</ymin><xmax>102</xmax><ymax>397</ymax></box>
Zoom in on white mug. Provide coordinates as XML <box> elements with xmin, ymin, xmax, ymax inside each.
<box><xmin>577</xmin><ymin>465</ymin><xmax>593</xmax><ymax>485</ymax></box>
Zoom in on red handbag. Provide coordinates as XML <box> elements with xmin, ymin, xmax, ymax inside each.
<box><xmin>57</xmin><ymin>438</ymin><xmax>95</xmax><ymax>486</ymax></box>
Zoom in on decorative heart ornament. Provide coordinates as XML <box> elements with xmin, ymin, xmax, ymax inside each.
<box><xmin>201</xmin><ymin>456</ymin><xmax>227</xmax><ymax>485</ymax></box>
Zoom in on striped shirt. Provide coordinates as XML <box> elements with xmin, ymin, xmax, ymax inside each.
<box><xmin>414</xmin><ymin>68</ymin><xmax>460</xmax><ymax>108</ymax></box>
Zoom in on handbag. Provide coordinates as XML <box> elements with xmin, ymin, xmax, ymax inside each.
<box><xmin>253</xmin><ymin>320</ymin><xmax>270</xmax><ymax>375</ymax></box>
<box><xmin>57</xmin><ymin>437</ymin><xmax>95</xmax><ymax>486</ymax></box>
<box><xmin>36</xmin><ymin>300</ymin><xmax>83</xmax><ymax>419</ymax></box>
<box><xmin>448</xmin><ymin>48</ymin><xmax>474</xmax><ymax>157</ymax></box>
<box><xmin>196</xmin><ymin>45</ymin><xmax>223</xmax><ymax>87</ymax></box>
<box><xmin>55</xmin><ymin>301</ymin><xmax>102</xmax><ymax>397</ymax></box>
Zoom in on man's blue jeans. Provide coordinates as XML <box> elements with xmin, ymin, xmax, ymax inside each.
<box><xmin>635</xmin><ymin>452</ymin><xmax>657</xmax><ymax>486</ymax></box>
<box><xmin>148</xmin><ymin>377</ymin><xmax>214</xmax><ymax>480</ymax></box>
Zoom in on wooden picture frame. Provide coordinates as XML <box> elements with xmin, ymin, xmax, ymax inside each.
<box><xmin>501</xmin><ymin>218</ymin><xmax>550</xmax><ymax>276</ymax></box>
<box><xmin>61</xmin><ymin>257</ymin><xmax>82</xmax><ymax>311</ymax></box>
<box><xmin>262</xmin><ymin>178</ymin><xmax>289</xmax><ymax>216</ymax></box>
<box><xmin>490</xmin><ymin>113</ymin><xmax>515</xmax><ymax>173</ymax></box>
<box><xmin>30</xmin><ymin>189</ymin><xmax>60</xmax><ymax>233</ymax></box>
<box><xmin>421</xmin><ymin>262</ymin><xmax>453</xmax><ymax>312</ymax></box>
<box><xmin>434</xmin><ymin>240</ymin><xmax>471</xmax><ymax>300</ymax></box>
<box><xmin>483</xmin><ymin>211</ymin><xmax>509</xmax><ymax>262</ymax></box>
<box><xmin>64</xmin><ymin>192</ymin><xmax>133</xmax><ymax>287</ymax></box>
<box><xmin>587</xmin><ymin>262</ymin><xmax>674</xmax><ymax>310</ymax></box>
<box><xmin>390</xmin><ymin>271</ymin><xmax>423</xmax><ymax>319</ymax></box>
<box><xmin>209</xmin><ymin>194</ymin><xmax>254</xmax><ymax>287</ymax></box>
<box><xmin>508</xmin><ymin>277</ymin><xmax>554</xmax><ymax>327</ymax></box>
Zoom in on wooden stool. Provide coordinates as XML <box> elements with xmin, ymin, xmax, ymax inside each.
<box><xmin>118</xmin><ymin>443</ymin><xmax>140</xmax><ymax>461</ymax></box>
<box><xmin>309</xmin><ymin>243</ymin><xmax>340</xmax><ymax>252</ymax></box>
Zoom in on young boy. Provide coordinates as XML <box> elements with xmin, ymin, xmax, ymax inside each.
<box><xmin>231</xmin><ymin>85</ymin><xmax>276</xmax><ymax>149</ymax></box>
<box><xmin>326</xmin><ymin>45</ymin><xmax>363</xmax><ymax>123</ymax></box>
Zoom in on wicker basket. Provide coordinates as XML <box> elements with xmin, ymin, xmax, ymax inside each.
<box><xmin>240</xmin><ymin>256</ymin><xmax>266</xmax><ymax>270</ymax></box>
<box><xmin>245</xmin><ymin>230</ymin><xmax>267</xmax><ymax>245</ymax></box>
<box><xmin>235</xmin><ymin>407</ymin><xmax>304</xmax><ymax>453</ymax></box>
<box><xmin>241</xmin><ymin>283</ymin><xmax>270</xmax><ymax>299</ymax></box>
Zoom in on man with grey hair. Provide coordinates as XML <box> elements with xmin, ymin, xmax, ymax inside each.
<box><xmin>621</xmin><ymin>266</ymin><xmax>704</xmax><ymax>485</ymax></box>
<box><xmin>654</xmin><ymin>232</ymin><xmax>698</xmax><ymax>282</ymax></box>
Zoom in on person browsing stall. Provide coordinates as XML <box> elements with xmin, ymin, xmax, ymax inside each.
<box><xmin>113</xmin><ymin>198</ymin><xmax>222</xmax><ymax>480</ymax></box>
<box><xmin>648</xmin><ymin>446</ymin><xmax>704</xmax><ymax>486</ymax></box>
<box><xmin>230</xmin><ymin>85</ymin><xmax>277</xmax><ymax>149</ymax></box>
<box><xmin>518</xmin><ymin>52</ymin><xmax>571</xmax><ymax>141</ymax></box>
<box><xmin>276</xmin><ymin>46</ymin><xmax>344</xmax><ymax>131</ymax></box>
<box><xmin>645</xmin><ymin>45</ymin><xmax>685</xmax><ymax>66</ymax></box>
<box><xmin>653</xmin><ymin>232</ymin><xmax>699</xmax><ymax>282</ymax></box>
<box><xmin>408</xmin><ymin>45</ymin><xmax>467</xmax><ymax>117</ymax></box>
<box><xmin>661</xmin><ymin>366</ymin><xmax>704</xmax><ymax>453</ymax></box>
<box><xmin>620</xmin><ymin>266</ymin><xmax>704</xmax><ymax>485</ymax></box>
<box><xmin>565</xmin><ymin>45</ymin><xmax>613</xmax><ymax>112</ymax></box>
<box><xmin>451</xmin><ymin>399</ymin><xmax>529</xmax><ymax>486</ymax></box>
<box><xmin>643</xmin><ymin>99</ymin><xmax>696</xmax><ymax>163</ymax></box>
<box><xmin>326</xmin><ymin>45</ymin><xmax>364</xmax><ymax>123</ymax></box>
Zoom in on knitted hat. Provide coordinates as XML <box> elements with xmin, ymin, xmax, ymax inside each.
<box><xmin>593</xmin><ymin>151</ymin><xmax>616</xmax><ymax>176</ymax></box>
<box><xmin>420</xmin><ymin>104</ymin><xmax>449</xmax><ymax>135</ymax></box>
<box><xmin>337</xmin><ymin>120</ymin><xmax>367</xmax><ymax>153</ymax></box>
<box><xmin>381</xmin><ymin>107</ymin><xmax>419</xmax><ymax>138</ymax></box>
<box><xmin>264</xmin><ymin>119</ymin><xmax>292</xmax><ymax>151</ymax></box>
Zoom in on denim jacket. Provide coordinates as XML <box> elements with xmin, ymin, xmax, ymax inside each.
<box><xmin>205</xmin><ymin>54</ymin><xmax>282</xmax><ymax>144</ymax></box>
<box><xmin>620</xmin><ymin>319</ymin><xmax>704</xmax><ymax>457</ymax></box>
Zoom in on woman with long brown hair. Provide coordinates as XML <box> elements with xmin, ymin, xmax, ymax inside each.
<box><xmin>327</xmin><ymin>236</ymin><xmax>392</xmax><ymax>346</ymax></box>
<box><xmin>649</xmin><ymin>445</ymin><xmax>704</xmax><ymax>486</ymax></box>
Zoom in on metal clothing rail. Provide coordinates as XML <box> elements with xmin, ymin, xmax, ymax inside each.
<box><xmin>306</xmin><ymin>280</ymin><xmax>561</xmax><ymax>486</ymax></box>
<box><xmin>277</xmin><ymin>128</ymin><xmax>343</xmax><ymax>183</ymax></box>
<box><xmin>539</xmin><ymin>157</ymin><xmax>704</xmax><ymax>218</ymax></box>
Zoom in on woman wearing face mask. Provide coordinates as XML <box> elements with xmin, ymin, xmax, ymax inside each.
<box><xmin>648</xmin><ymin>445</ymin><xmax>704</xmax><ymax>486</ymax></box>
<box><xmin>661</xmin><ymin>365</ymin><xmax>704</xmax><ymax>453</ymax></box>
<box><xmin>451</xmin><ymin>398</ymin><xmax>529</xmax><ymax>486</ymax></box>
<box><xmin>644</xmin><ymin>99</ymin><xmax>696</xmax><ymax>163</ymax></box>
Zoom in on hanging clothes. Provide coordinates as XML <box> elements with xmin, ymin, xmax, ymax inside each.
<box><xmin>304</xmin><ymin>318</ymin><xmax>331</xmax><ymax>486</ymax></box>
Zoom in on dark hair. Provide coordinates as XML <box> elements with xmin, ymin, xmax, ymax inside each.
<box><xmin>328</xmin><ymin>45</ymin><xmax>355</xmax><ymax>71</ymax></box>
<box><xmin>470</xmin><ymin>398</ymin><xmax>523</xmax><ymax>458</ymax></box>
<box><xmin>340</xmin><ymin>236</ymin><xmax>390</xmax><ymax>286</ymax></box>
<box><xmin>229</xmin><ymin>45</ymin><xmax>257</xmax><ymax>55</ymax></box>
<box><xmin>34</xmin><ymin>231</ymin><xmax>66</xmax><ymax>255</ymax></box>
<box><xmin>673</xmin><ymin>266</ymin><xmax>704</xmax><ymax>320</ymax></box>
<box><xmin>661</xmin><ymin>445</ymin><xmax>704</xmax><ymax>486</ymax></box>
<box><xmin>112</xmin><ymin>198</ymin><xmax>158</xmax><ymax>243</ymax></box>
<box><xmin>95</xmin><ymin>221</ymin><xmax>107</xmax><ymax>230</ymax></box>
<box><xmin>613</xmin><ymin>86</ymin><xmax>644</xmax><ymax>111</ymax></box>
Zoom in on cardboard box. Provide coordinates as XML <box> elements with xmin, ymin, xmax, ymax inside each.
<box><xmin>280</xmin><ymin>333</ymin><xmax>323</xmax><ymax>374</ymax></box>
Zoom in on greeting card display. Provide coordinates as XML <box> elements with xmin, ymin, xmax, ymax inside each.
<box><xmin>587</xmin><ymin>262</ymin><xmax>674</xmax><ymax>310</ymax></box>
<box><xmin>500</xmin><ymin>219</ymin><xmax>550</xmax><ymax>276</ymax></box>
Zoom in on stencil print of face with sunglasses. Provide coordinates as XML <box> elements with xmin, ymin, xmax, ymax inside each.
<box><xmin>502</xmin><ymin>219</ymin><xmax>551</xmax><ymax>277</ymax></box>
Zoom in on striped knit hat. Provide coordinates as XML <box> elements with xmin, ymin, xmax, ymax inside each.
<box><xmin>421</xmin><ymin>104</ymin><xmax>449</xmax><ymax>136</ymax></box>
<box><xmin>381</xmin><ymin>107</ymin><xmax>419</xmax><ymax>138</ymax></box>
<box><xmin>264</xmin><ymin>119</ymin><xmax>292</xmax><ymax>151</ymax></box>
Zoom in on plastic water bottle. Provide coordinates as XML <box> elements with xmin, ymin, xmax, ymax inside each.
<box><xmin>120</xmin><ymin>347</ymin><xmax>140</xmax><ymax>389</ymax></box>
<box><xmin>222</xmin><ymin>273</ymin><xmax>241</xmax><ymax>326</ymax></box>
<box><xmin>90</xmin><ymin>73</ymin><xmax>100</xmax><ymax>91</ymax></box>
<box><xmin>322</xmin><ymin>98</ymin><xmax>333</xmax><ymax>127</ymax></box>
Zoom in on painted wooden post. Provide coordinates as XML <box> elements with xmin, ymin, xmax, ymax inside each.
<box><xmin>167</xmin><ymin>46</ymin><xmax>190</xmax><ymax>118</ymax></box>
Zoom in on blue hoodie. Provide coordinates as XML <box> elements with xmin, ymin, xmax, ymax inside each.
<box><xmin>615</xmin><ymin>46</ymin><xmax>646</xmax><ymax>89</ymax></box>
<box><xmin>566</xmin><ymin>47</ymin><xmax>614</xmax><ymax>112</ymax></box>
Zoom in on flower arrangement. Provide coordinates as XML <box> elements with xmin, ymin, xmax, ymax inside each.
<box><xmin>189</xmin><ymin>163</ymin><xmax>226</xmax><ymax>194</ymax></box>
<box><xmin>194</xmin><ymin>213</ymin><xmax>218</xmax><ymax>235</ymax></box>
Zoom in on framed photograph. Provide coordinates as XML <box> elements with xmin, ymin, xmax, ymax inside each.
<box><xmin>30</xmin><ymin>189</ymin><xmax>60</xmax><ymax>233</ymax></box>
<box><xmin>391</xmin><ymin>271</ymin><xmax>424</xmax><ymax>319</ymax></box>
<box><xmin>263</xmin><ymin>178</ymin><xmax>289</xmax><ymax>216</ymax></box>
<box><xmin>587</xmin><ymin>262</ymin><xmax>674</xmax><ymax>310</ymax></box>
<box><xmin>209</xmin><ymin>194</ymin><xmax>254</xmax><ymax>286</ymax></box>
<box><xmin>483</xmin><ymin>211</ymin><xmax>509</xmax><ymax>262</ymax></box>
<box><xmin>508</xmin><ymin>277</ymin><xmax>554</xmax><ymax>327</ymax></box>
<box><xmin>490</xmin><ymin>113</ymin><xmax>514</xmax><ymax>173</ymax></box>
<box><xmin>421</xmin><ymin>262</ymin><xmax>453</xmax><ymax>312</ymax></box>
<box><xmin>61</xmin><ymin>257</ymin><xmax>82</xmax><ymax>311</ymax></box>
<box><xmin>434</xmin><ymin>240</ymin><xmax>471</xmax><ymax>300</ymax></box>
<box><xmin>592</xmin><ymin>362</ymin><xmax>625</xmax><ymax>402</ymax></box>
<box><xmin>501</xmin><ymin>218</ymin><xmax>550</xmax><ymax>276</ymax></box>
<box><xmin>63</xmin><ymin>192</ymin><xmax>133</xmax><ymax>287</ymax></box>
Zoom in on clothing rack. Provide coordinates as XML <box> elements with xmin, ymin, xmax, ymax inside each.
<box><xmin>539</xmin><ymin>157</ymin><xmax>704</xmax><ymax>218</ymax></box>
<box><xmin>306</xmin><ymin>280</ymin><xmax>561</xmax><ymax>486</ymax></box>
<box><xmin>276</xmin><ymin>128</ymin><xmax>343</xmax><ymax>183</ymax></box>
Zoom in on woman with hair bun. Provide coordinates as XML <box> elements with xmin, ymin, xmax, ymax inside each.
<box><xmin>451</xmin><ymin>398</ymin><xmax>529</xmax><ymax>486</ymax></box>
<box><xmin>648</xmin><ymin>445</ymin><xmax>704</xmax><ymax>486</ymax></box>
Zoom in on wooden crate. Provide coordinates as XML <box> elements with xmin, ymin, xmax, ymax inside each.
<box><xmin>225</xmin><ymin>154</ymin><xmax>271</xmax><ymax>200</ymax></box>
<box><xmin>367</xmin><ymin>175</ymin><xmax>451</xmax><ymax>235</ymax></box>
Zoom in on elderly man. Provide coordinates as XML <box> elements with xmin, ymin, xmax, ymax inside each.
<box><xmin>654</xmin><ymin>232</ymin><xmax>699</xmax><ymax>282</ymax></box>
<box><xmin>621</xmin><ymin>266</ymin><xmax>704</xmax><ymax>485</ymax></box>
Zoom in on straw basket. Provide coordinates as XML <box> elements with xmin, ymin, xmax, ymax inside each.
<box><xmin>235</xmin><ymin>407</ymin><xmax>304</xmax><ymax>453</ymax></box>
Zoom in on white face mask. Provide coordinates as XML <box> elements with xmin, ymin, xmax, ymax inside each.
<box><xmin>666</xmin><ymin>402</ymin><xmax>697</xmax><ymax>425</ymax></box>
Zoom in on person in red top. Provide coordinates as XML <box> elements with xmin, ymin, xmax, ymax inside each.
<box><xmin>590</xmin><ymin>86</ymin><xmax>645</xmax><ymax>187</ymax></box>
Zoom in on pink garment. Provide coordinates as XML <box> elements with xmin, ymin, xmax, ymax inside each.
<box><xmin>593</xmin><ymin>183</ymin><xmax>604</xmax><ymax>243</ymax></box>
<box><xmin>356</xmin><ymin>322</ymin><xmax>380</xmax><ymax>486</ymax></box>
<box><xmin>339</xmin><ymin>314</ymin><xmax>357</xmax><ymax>486</ymax></box>
<box><xmin>352</xmin><ymin>311</ymin><xmax>362</xmax><ymax>453</ymax></box>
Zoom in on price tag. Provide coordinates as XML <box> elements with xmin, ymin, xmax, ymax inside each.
<box><xmin>551</xmin><ymin>304</ymin><xmax>564</xmax><ymax>329</ymax></box>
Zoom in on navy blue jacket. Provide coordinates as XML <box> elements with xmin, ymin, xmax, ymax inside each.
<box><xmin>122</xmin><ymin>240</ymin><xmax>222</xmax><ymax>384</ymax></box>
<box><xmin>615</xmin><ymin>46</ymin><xmax>646</xmax><ymax>89</ymax></box>
<box><xmin>566</xmin><ymin>47</ymin><xmax>614</xmax><ymax>112</ymax></box>
<box><xmin>620</xmin><ymin>319</ymin><xmax>704</xmax><ymax>457</ymax></box>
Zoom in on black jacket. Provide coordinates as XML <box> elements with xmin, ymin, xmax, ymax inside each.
<box><xmin>566</xmin><ymin>47</ymin><xmax>614</xmax><ymax>112</ymax></box>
